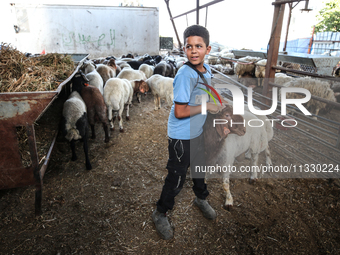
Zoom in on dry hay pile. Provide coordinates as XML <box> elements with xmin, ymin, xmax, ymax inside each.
<box><xmin>0</xmin><ymin>43</ymin><xmax>75</xmax><ymax>93</ymax></box>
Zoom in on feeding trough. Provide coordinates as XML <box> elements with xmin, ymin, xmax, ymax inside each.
<box><xmin>0</xmin><ymin>53</ymin><xmax>88</xmax><ymax>215</ymax></box>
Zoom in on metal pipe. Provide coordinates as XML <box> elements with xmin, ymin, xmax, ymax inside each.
<box><xmin>272</xmin><ymin>66</ymin><xmax>340</xmax><ymax>82</ymax></box>
<box><xmin>171</xmin><ymin>0</ymin><xmax>224</xmax><ymax>20</ymax></box>
<box><xmin>272</xmin><ymin>0</ymin><xmax>303</xmax><ymax>5</ymax></box>
<box><xmin>277</xmin><ymin>128</ymin><xmax>340</xmax><ymax>163</ymax></box>
<box><xmin>283</xmin><ymin>3</ymin><xmax>293</xmax><ymax>52</ymax></box>
<box><xmin>196</xmin><ymin>0</ymin><xmax>199</xmax><ymax>24</ymax></box>
<box><xmin>164</xmin><ymin>0</ymin><xmax>182</xmax><ymax>49</ymax></box>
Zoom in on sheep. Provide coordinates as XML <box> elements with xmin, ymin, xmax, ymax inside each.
<box><xmin>96</xmin><ymin>64</ymin><xmax>116</xmax><ymax>86</ymax></box>
<box><xmin>175</xmin><ymin>57</ymin><xmax>188</xmax><ymax>71</ymax></box>
<box><xmin>105</xmin><ymin>58</ymin><xmax>120</xmax><ymax>76</ymax></box>
<box><xmin>139</xmin><ymin>63</ymin><xmax>155</xmax><ymax>79</ymax></box>
<box><xmin>274</xmin><ymin>73</ymin><xmax>295</xmax><ymax>87</ymax></box>
<box><xmin>92</xmin><ymin>57</ymin><xmax>106</xmax><ymax>64</ymax></box>
<box><xmin>130</xmin><ymin>79</ymin><xmax>149</xmax><ymax>103</ymax></box>
<box><xmin>330</xmin><ymin>82</ymin><xmax>340</xmax><ymax>102</ymax></box>
<box><xmin>127</xmin><ymin>54</ymin><xmax>155</xmax><ymax>69</ymax></box>
<box><xmin>153</xmin><ymin>60</ymin><xmax>176</xmax><ymax>78</ymax></box>
<box><xmin>146</xmin><ymin>74</ymin><xmax>174</xmax><ymax>110</ymax></box>
<box><xmin>203</xmin><ymin>105</ymin><xmax>273</xmax><ymax>210</ymax></box>
<box><xmin>117</xmin><ymin>68</ymin><xmax>147</xmax><ymax>80</ymax></box>
<box><xmin>104</xmin><ymin>78</ymin><xmax>144</xmax><ymax>132</ymax></box>
<box><xmin>71</xmin><ymin>71</ymin><xmax>110</xmax><ymax>143</ymax></box>
<box><xmin>281</xmin><ymin>77</ymin><xmax>337</xmax><ymax>119</ymax></box>
<box><xmin>207</xmin><ymin>54</ymin><xmax>219</xmax><ymax>65</ymax></box>
<box><xmin>220</xmin><ymin>52</ymin><xmax>235</xmax><ymax>68</ymax></box>
<box><xmin>81</xmin><ymin>60</ymin><xmax>104</xmax><ymax>95</ymax></box>
<box><xmin>234</xmin><ymin>56</ymin><xmax>262</xmax><ymax>78</ymax></box>
<box><xmin>117</xmin><ymin>69</ymin><xmax>148</xmax><ymax>103</ymax></box>
<box><xmin>210</xmin><ymin>64</ymin><xmax>234</xmax><ymax>75</ymax></box>
<box><xmin>254</xmin><ymin>59</ymin><xmax>267</xmax><ymax>87</ymax></box>
<box><xmin>116</xmin><ymin>61</ymin><xmax>132</xmax><ymax>70</ymax></box>
<box><xmin>61</xmin><ymin>91</ymin><xmax>92</xmax><ymax>170</ymax></box>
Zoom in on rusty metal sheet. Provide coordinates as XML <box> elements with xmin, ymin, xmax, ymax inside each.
<box><xmin>0</xmin><ymin>92</ymin><xmax>57</xmax><ymax>125</ymax></box>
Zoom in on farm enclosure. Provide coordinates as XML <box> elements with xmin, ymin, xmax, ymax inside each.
<box><xmin>1</xmin><ymin>72</ymin><xmax>340</xmax><ymax>254</ymax></box>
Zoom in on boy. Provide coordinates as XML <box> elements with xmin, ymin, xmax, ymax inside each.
<box><xmin>152</xmin><ymin>25</ymin><xmax>226</xmax><ymax>240</ymax></box>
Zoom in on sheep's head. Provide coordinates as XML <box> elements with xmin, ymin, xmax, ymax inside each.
<box><xmin>134</xmin><ymin>80</ymin><xmax>149</xmax><ymax>94</ymax></box>
<box><xmin>208</xmin><ymin>104</ymin><xmax>246</xmax><ymax>140</ymax></box>
<box><xmin>81</xmin><ymin>60</ymin><xmax>96</xmax><ymax>74</ymax></box>
<box><xmin>107</xmin><ymin>58</ymin><xmax>117</xmax><ymax>69</ymax></box>
<box><xmin>71</xmin><ymin>70</ymin><xmax>90</xmax><ymax>94</ymax></box>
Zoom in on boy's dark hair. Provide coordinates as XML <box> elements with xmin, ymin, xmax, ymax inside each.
<box><xmin>183</xmin><ymin>25</ymin><xmax>210</xmax><ymax>46</ymax></box>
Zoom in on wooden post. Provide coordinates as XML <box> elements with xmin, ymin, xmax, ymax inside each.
<box><xmin>262</xmin><ymin>1</ymin><xmax>286</xmax><ymax>107</ymax></box>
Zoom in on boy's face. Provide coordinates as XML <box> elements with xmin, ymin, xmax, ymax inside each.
<box><xmin>183</xmin><ymin>36</ymin><xmax>211</xmax><ymax>72</ymax></box>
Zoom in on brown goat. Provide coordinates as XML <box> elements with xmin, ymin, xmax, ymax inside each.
<box><xmin>80</xmin><ymin>85</ymin><xmax>110</xmax><ymax>143</ymax></box>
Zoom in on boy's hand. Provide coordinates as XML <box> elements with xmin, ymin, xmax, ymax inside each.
<box><xmin>207</xmin><ymin>102</ymin><xmax>226</xmax><ymax>114</ymax></box>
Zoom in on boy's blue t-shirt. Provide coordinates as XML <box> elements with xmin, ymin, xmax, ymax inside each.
<box><xmin>168</xmin><ymin>63</ymin><xmax>213</xmax><ymax>140</ymax></box>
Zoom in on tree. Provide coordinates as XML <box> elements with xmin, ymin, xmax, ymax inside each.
<box><xmin>314</xmin><ymin>0</ymin><xmax>340</xmax><ymax>32</ymax></box>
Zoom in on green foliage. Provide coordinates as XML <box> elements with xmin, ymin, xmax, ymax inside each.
<box><xmin>314</xmin><ymin>0</ymin><xmax>340</xmax><ymax>32</ymax></box>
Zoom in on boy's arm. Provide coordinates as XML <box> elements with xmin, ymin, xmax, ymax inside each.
<box><xmin>174</xmin><ymin>102</ymin><xmax>224</xmax><ymax>119</ymax></box>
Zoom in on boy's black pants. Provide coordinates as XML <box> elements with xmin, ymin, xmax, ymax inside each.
<box><xmin>156</xmin><ymin>134</ymin><xmax>209</xmax><ymax>214</ymax></box>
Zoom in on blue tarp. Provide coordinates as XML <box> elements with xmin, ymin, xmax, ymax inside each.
<box><xmin>279</xmin><ymin>38</ymin><xmax>312</xmax><ymax>53</ymax></box>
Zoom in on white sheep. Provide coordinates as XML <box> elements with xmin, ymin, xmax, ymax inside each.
<box><xmin>116</xmin><ymin>61</ymin><xmax>132</xmax><ymax>70</ymax></box>
<box><xmin>203</xmin><ymin>105</ymin><xmax>273</xmax><ymax>210</ymax></box>
<box><xmin>61</xmin><ymin>91</ymin><xmax>92</xmax><ymax>170</ymax></box>
<box><xmin>117</xmin><ymin>68</ymin><xmax>147</xmax><ymax>81</ymax></box>
<box><xmin>175</xmin><ymin>57</ymin><xmax>188</xmax><ymax>71</ymax></box>
<box><xmin>220</xmin><ymin>52</ymin><xmax>235</xmax><ymax>68</ymax></box>
<box><xmin>207</xmin><ymin>54</ymin><xmax>219</xmax><ymax>65</ymax></box>
<box><xmin>104</xmin><ymin>78</ymin><xmax>133</xmax><ymax>132</ymax></box>
<box><xmin>234</xmin><ymin>56</ymin><xmax>262</xmax><ymax>78</ymax></box>
<box><xmin>81</xmin><ymin>60</ymin><xmax>104</xmax><ymax>95</ymax></box>
<box><xmin>138</xmin><ymin>63</ymin><xmax>154</xmax><ymax>79</ymax></box>
<box><xmin>274</xmin><ymin>73</ymin><xmax>295</xmax><ymax>87</ymax></box>
<box><xmin>117</xmin><ymin>69</ymin><xmax>148</xmax><ymax>103</ymax></box>
<box><xmin>281</xmin><ymin>77</ymin><xmax>336</xmax><ymax>119</ymax></box>
<box><xmin>254</xmin><ymin>59</ymin><xmax>267</xmax><ymax>87</ymax></box>
<box><xmin>146</xmin><ymin>74</ymin><xmax>174</xmax><ymax>110</ymax></box>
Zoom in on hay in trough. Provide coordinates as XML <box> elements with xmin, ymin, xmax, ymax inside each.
<box><xmin>0</xmin><ymin>43</ymin><xmax>75</xmax><ymax>93</ymax></box>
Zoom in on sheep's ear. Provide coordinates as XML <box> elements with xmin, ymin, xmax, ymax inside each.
<box><xmin>229</xmin><ymin>115</ymin><xmax>246</xmax><ymax>136</ymax></box>
<box><xmin>215</xmin><ymin>121</ymin><xmax>230</xmax><ymax>140</ymax></box>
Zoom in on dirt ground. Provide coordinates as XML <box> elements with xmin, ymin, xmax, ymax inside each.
<box><xmin>1</xmin><ymin>77</ymin><xmax>340</xmax><ymax>254</ymax></box>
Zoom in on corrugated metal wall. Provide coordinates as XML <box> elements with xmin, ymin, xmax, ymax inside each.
<box><xmin>312</xmin><ymin>31</ymin><xmax>340</xmax><ymax>56</ymax></box>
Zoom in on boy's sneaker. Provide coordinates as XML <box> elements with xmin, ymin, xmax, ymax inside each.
<box><xmin>194</xmin><ymin>197</ymin><xmax>217</xmax><ymax>220</ymax></box>
<box><xmin>152</xmin><ymin>209</ymin><xmax>174</xmax><ymax>240</ymax></box>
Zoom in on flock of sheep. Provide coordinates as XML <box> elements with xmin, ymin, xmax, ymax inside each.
<box><xmin>61</xmin><ymin>53</ymin><xmax>185</xmax><ymax>171</ymax></box>
<box><xmin>208</xmin><ymin>51</ymin><xmax>340</xmax><ymax>119</ymax></box>
<box><xmin>60</xmin><ymin>50</ymin><xmax>339</xmax><ymax>208</ymax></box>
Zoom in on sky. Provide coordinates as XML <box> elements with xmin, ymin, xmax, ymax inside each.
<box><xmin>0</xmin><ymin>0</ymin><xmax>327</xmax><ymax>51</ymax></box>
